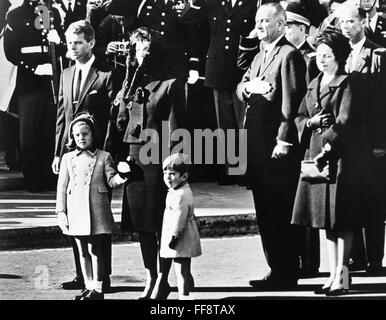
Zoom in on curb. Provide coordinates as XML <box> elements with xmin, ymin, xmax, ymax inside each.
<box><xmin>0</xmin><ymin>213</ymin><xmax>258</xmax><ymax>251</ymax></box>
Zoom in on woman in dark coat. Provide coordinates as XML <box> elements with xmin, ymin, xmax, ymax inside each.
<box><xmin>291</xmin><ymin>29</ymin><xmax>360</xmax><ymax>295</ymax></box>
<box><xmin>115</xmin><ymin>27</ymin><xmax>185</xmax><ymax>299</ymax></box>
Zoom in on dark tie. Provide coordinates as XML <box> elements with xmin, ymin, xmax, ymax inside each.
<box><xmin>74</xmin><ymin>69</ymin><xmax>82</xmax><ymax>103</ymax></box>
<box><xmin>68</xmin><ymin>1</ymin><xmax>73</xmax><ymax>13</ymax></box>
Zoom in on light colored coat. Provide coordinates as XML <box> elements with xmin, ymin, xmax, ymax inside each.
<box><xmin>160</xmin><ymin>183</ymin><xmax>201</xmax><ymax>258</ymax></box>
<box><xmin>56</xmin><ymin>149</ymin><xmax>124</xmax><ymax>236</ymax></box>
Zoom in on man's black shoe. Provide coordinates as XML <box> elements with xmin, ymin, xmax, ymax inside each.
<box><xmin>60</xmin><ymin>276</ymin><xmax>85</xmax><ymax>290</ymax></box>
<box><xmin>299</xmin><ymin>268</ymin><xmax>319</xmax><ymax>278</ymax></box>
<box><xmin>81</xmin><ymin>289</ymin><xmax>104</xmax><ymax>300</ymax></box>
<box><xmin>366</xmin><ymin>264</ymin><xmax>384</xmax><ymax>275</ymax></box>
<box><xmin>348</xmin><ymin>259</ymin><xmax>367</xmax><ymax>271</ymax></box>
<box><xmin>102</xmin><ymin>277</ymin><xmax>111</xmax><ymax>292</ymax></box>
<box><xmin>249</xmin><ymin>275</ymin><xmax>298</xmax><ymax>290</ymax></box>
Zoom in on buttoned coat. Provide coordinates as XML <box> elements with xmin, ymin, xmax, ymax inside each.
<box><xmin>117</xmin><ymin>77</ymin><xmax>186</xmax><ymax>233</ymax></box>
<box><xmin>236</xmin><ymin>36</ymin><xmax>307</xmax><ymax>164</ymax></box>
<box><xmin>4</xmin><ymin>1</ymin><xmax>63</xmax><ymax>94</ymax></box>
<box><xmin>181</xmin><ymin>0</ymin><xmax>258</xmax><ymax>89</ymax></box>
<box><xmin>160</xmin><ymin>183</ymin><xmax>202</xmax><ymax>258</ymax></box>
<box><xmin>291</xmin><ymin>74</ymin><xmax>361</xmax><ymax>230</ymax></box>
<box><xmin>54</xmin><ymin>59</ymin><xmax>118</xmax><ymax>157</ymax></box>
<box><xmin>56</xmin><ymin>149</ymin><xmax>124</xmax><ymax>236</ymax></box>
<box><xmin>365</xmin><ymin>15</ymin><xmax>386</xmax><ymax>48</ymax></box>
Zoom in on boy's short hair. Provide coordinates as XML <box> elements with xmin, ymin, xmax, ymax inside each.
<box><xmin>65</xmin><ymin>20</ymin><xmax>95</xmax><ymax>42</ymax></box>
<box><xmin>162</xmin><ymin>153</ymin><xmax>191</xmax><ymax>175</ymax></box>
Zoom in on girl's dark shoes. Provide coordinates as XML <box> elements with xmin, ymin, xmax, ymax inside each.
<box><xmin>80</xmin><ymin>289</ymin><xmax>104</xmax><ymax>300</ymax></box>
<box><xmin>137</xmin><ymin>278</ymin><xmax>156</xmax><ymax>300</ymax></box>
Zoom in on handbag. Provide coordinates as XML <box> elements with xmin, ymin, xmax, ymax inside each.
<box><xmin>300</xmin><ymin>160</ymin><xmax>330</xmax><ymax>183</ymax></box>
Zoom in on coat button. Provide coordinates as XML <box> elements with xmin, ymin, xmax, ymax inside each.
<box><xmin>225</xmin><ymin>37</ymin><xmax>229</xmax><ymax>41</ymax></box>
<box><xmin>161</xmin><ymin>31</ymin><xmax>165</xmax><ymax>35</ymax></box>
<box><xmin>225</xmin><ymin>45</ymin><xmax>229</xmax><ymax>49</ymax></box>
<box><xmin>162</xmin><ymin>12</ymin><xmax>165</xmax><ymax>16</ymax></box>
<box><xmin>226</xmin><ymin>28</ymin><xmax>230</xmax><ymax>32</ymax></box>
<box><xmin>161</xmin><ymin>21</ymin><xmax>165</xmax><ymax>25</ymax></box>
<box><xmin>227</xmin><ymin>19</ymin><xmax>231</xmax><ymax>23</ymax></box>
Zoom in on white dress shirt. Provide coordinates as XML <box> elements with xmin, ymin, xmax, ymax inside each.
<box><xmin>350</xmin><ymin>36</ymin><xmax>366</xmax><ymax>70</ymax></box>
<box><xmin>73</xmin><ymin>55</ymin><xmax>95</xmax><ymax>99</ymax></box>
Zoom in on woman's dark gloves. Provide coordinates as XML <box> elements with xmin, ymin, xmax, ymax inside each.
<box><xmin>307</xmin><ymin>110</ymin><xmax>335</xmax><ymax>129</ymax></box>
<box><xmin>117</xmin><ymin>157</ymin><xmax>144</xmax><ymax>182</ymax></box>
<box><xmin>169</xmin><ymin>236</ymin><xmax>179</xmax><ymax>249</ymax></box>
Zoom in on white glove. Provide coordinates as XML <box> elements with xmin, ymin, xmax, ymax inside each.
<box><xmin>34</xmin><ymin>63</ymin><xmax>53</xmax><ymax>76</ymax></box>
<box><xmin>51</xmin><ymin>156</ymin><xmax>60</xmax><ymax>175</ymax></box>
<box><xmin>187</xmin><ymin>70</ymin><xmax>200</xmax><ymax>84</ymax></box>
<box><xmin>245</xmin><ymin>76</ymin><xmax>272</xmax><ymax>95</ymax></box>
<box><xmin>47</xmin><ymin>29</ymin><xmax>60</xmax><ymax>45</ymax></box>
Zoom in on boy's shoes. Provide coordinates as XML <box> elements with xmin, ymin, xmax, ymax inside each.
<box><xmin>81</xmin><ymin>289</ymin><xmax>104</xmax><ymax>300</ymax></box>
<box><xmin>73</xmin><ymin>289</ymin><xmax>90</xmax><ymax>300</ymax></box>
<box><xmin>60</xmin><ymin>276</ymin><xmax>85</xmax><ymax>290</ymax></box>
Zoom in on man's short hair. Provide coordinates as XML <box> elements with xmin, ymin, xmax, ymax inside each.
<box><xmin>163</xmin><ymin>153</ymin><xmax>191</xmax><ymax>175</ymax></box>
<box><xmin>65</xmin><ymin>20</ymin><xmax>95</xmax><ymax>42</ymax></box>
<box><xmin>262</xmin><ymin>2</ymin><xmax>287</xmax><ymax>23</ymax></box>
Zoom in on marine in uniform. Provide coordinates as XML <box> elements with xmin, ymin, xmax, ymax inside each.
<box><xmin>4</xmin><ymin>0</ymin><xmax>64</xmax><ymax>192</ymax></box>
<box><xmin>181</xmin><ymin>0</ymin><xmax>258</xmax><ymax>183</ymax></box>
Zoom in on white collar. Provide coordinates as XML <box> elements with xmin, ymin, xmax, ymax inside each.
<box><xmin>369</xmin><ymin>13</ymin><xmax>379</xmax><ymax>32</ymax></box>
<box><xmin>263</xmin><ymin>34</ymin><xmax>285</xmax><ymax>57</ymax></box>
<box><xmin>75</xmin><ymin>54</ymin><xmax>95</xmax><ymax>72</ymax></box>
<box><xmin>296</xmin><ymin>40</ymin><xmax>306</xmax><ymax>50</ymax></box>
<box><xmin>350</xmin><ymin>36</ymin><xmax>366</xmax><ymax>53</ymax></box>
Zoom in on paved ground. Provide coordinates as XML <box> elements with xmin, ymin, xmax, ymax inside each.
<box><xmin>0</xmin><ymin>183</ymin><xmax>255</xmax><ymax>230</ymax></box>
<box><xmin>1</xmin><ymin>236</ymin><xmax>386</xmax><ymax>301</ymax></box>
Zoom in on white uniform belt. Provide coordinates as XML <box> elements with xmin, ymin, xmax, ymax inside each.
<box><xmin>20</xmin><ymin>46</ymin><xmax>49</xmax><ymax>54</ymax></box>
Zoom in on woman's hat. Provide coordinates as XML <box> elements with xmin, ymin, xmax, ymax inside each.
<box><xmin>286</xmin><ymin>2</ymin><xmax>311</xmax><ymax>27</ymax></box>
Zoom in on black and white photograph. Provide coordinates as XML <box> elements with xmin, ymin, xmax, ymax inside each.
<box><xmin>1</xmin><ymin>0</ymin><xmax>386</xmax><ymax>313</ymax></box>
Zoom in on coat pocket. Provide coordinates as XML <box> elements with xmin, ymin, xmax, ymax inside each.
<box><xmin>97</xmin><ymin>185</ymin><xmax>108</xmax><ymax>193</ymax></box>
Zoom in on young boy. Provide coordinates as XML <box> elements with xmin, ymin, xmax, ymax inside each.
<box><xmin>151</xmin><ymin>153</ymin><xmax>201</xmax><ymax>300</ymax></box>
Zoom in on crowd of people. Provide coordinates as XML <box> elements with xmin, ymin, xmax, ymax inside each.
<box><xmin>1</xmin><ymin>0</ymin><xmax>386</xmax><ymax>300</ymax></box>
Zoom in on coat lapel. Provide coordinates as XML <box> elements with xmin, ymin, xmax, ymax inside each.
<box><xmin>229</xmin><ymin>0</ymin><xmax>245</xmax><ymax>17</ymax></box>
<box><xmin>66</xmin><ymin>66</ymin><xmax>76</xmax><ymax>113</ymax></box>
<box><xmin>74</xmin><ymin>65</ymin><xmax>99</xmax><ymax>114</ymax></box>
<box><xmin>260</xmin><ymin>44</ymin><xmax>280</xmax><ymax>75</ymax></box>
<box><xmin>219</xmin><ymin>0</ymin><xmax>231</xmax><ymax>16</ymax></box>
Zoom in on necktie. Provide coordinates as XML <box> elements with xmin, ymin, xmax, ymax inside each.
<box><xmin>262</xmin><ymin>49</ymin><xmax>268</xmax><ymax>65</ymax></box>
<box><xmin>68</xmin><ymin>0</ymin><xmax>73</xmax><ymax>13</ymax></box>
<box><xmin>74</xmin><ymin>69</ymin><xmax>82</xmax><ymax>103</ymax></box>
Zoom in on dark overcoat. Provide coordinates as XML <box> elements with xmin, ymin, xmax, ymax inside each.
<box><xmin>116</xmin><ymin>77</ymin><xmax>185</xmax><ymax>232</ymax></box>
<box><xmin>291</xmin><ymin>74</ymin><xmax>361</xmax><ymax>231</ymax></box>
<box><xmin>236</xmin><ymin>36</ymin><xmax>306</xmax><ymax>165</ymax></box>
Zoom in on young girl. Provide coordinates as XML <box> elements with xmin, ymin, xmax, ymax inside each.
<box><xmin>151</xmin><ymin>153</ymin><xmax>201</xmax><ymax>300</ymax></box>
<box><xmin>56</xmin><ymin>112</ymin><xmax>127</xmax><ymax>300</ymax></box>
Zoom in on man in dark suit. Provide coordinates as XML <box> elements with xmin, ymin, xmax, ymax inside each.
<box><xmin>52</xmin><ymin>20</ymin><xmax>118</xmax><ymax>291</ymax></box>
<box><xmin>181</xmin><ymin>0</ymin><xmax>258</xmax><ymax>183</ymax></box>
<box><xmin>339</xmin><ymin>4</ymin><xmax>386</xmax><ymax>274</ymax></box>
<box><xmin>285</xmin><ymin>1</ymin><xmax>320</xmax><ymax>277</ymax></box>
<box><xmin>237</xmin><ymin>2</ymin><xmax>306</xmax><ymax>289</ymax></box>
<box><xmin>361</xmin><ymin>0</ymin><xmax>386</xmax><ymax>48</ymax></box>
<box><xmin>4</xmin><ymin>0</ymin><xmax>64</xmax><ymax>192</ymax></box>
